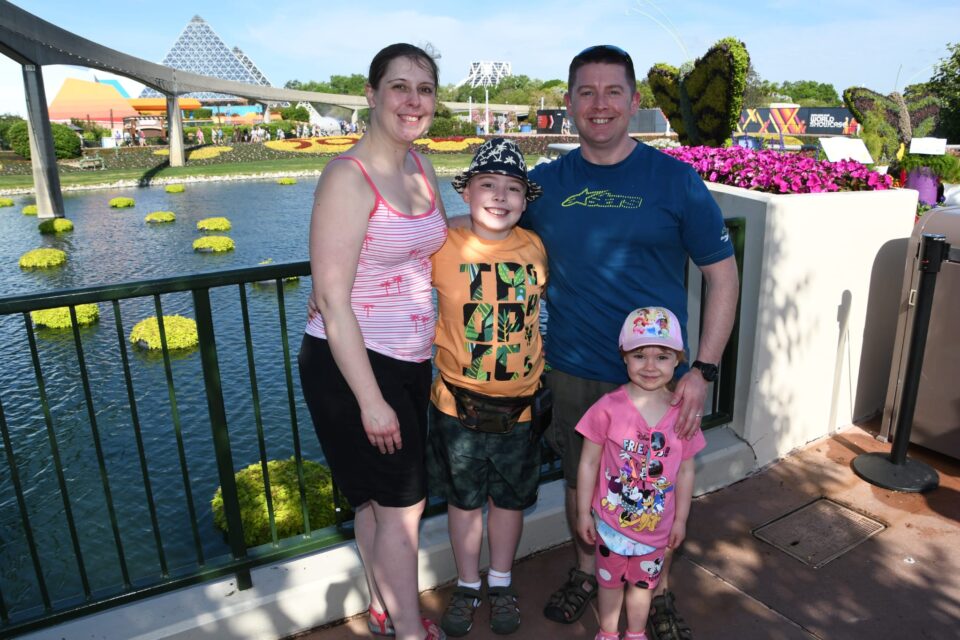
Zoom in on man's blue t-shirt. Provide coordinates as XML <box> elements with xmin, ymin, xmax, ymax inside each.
<box><xmin>523</xmin><ymin>142</ymin><xmax>733</xmax><ymax>383</ymax></box>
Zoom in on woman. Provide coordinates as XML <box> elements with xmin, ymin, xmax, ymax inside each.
<box><xmin>298</xmin><ymin>43</ymin><xmax>448</xmax><ymax>640</ymax></box>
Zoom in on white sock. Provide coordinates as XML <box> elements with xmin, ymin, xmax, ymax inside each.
<box><xmin>487</xmin><ymin>568</ymin><xmax>511</xmax><ymax>588</ymax></box>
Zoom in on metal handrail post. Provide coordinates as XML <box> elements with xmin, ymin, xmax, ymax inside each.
<box><xmin>193</xmin><ymin>288</ymin><xmax>252</xmax><ymax>589</ymax></box>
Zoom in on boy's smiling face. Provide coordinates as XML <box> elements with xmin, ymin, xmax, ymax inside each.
<box><xmin>462</xmin><ymin>173</ymin><xmax>528</xmax><ymax>241</ymax></box>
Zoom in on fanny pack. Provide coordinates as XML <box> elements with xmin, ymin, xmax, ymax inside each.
<box><xmin>442</xmin><ymin>377</ymin><xmax>552</xmax><ymax>437</ymax></box>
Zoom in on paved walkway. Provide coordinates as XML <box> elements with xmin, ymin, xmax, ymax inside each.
<box><xmin>294</xmin><ymin>425</ymin><xmax>960</xmax><ymax>639</ymax></box>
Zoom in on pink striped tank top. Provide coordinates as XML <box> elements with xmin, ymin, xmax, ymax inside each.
<box><xmin>305</xmin><ymin>152</ymin><xmax>448</xmax><ymax>362</ymax></box>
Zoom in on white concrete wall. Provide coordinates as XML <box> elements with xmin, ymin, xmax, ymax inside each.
<box><xmin>705</xmin><ymin>183</ymin><xmax>917</xmax><ymax>467</ymax></box>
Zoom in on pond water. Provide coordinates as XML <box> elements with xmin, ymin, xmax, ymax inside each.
<box><xmin>0</xmin><ymin>177</ymin><xmax>470</xmax><ymax>619</ymax></box>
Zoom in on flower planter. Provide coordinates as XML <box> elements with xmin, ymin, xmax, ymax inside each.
<box><xmin>905</xmin><ymin>167</ymin><xmax>939</xmax><ymax>206</ymax></box>
<box><xmin>699</xmin><ymin>183</ymin><xmax>918</xmax><ymax>471</ymax></box>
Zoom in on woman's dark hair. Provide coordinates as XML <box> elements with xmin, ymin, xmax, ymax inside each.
<box><xmin>368</xmin><ymin>43</ymin><xmax>439</xmax><ymax>89</ymax></box>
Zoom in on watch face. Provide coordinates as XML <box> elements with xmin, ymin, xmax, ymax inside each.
<box><xmin>694</xmin><ymin>361</ymin><xmax>719</xmax><ymax>381</ymax></box>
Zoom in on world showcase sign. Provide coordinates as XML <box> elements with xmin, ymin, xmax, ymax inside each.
<box><xmin>738</xmin><ymin>107</ymin><xmax>860</xmax><ymax>137</ymax></box>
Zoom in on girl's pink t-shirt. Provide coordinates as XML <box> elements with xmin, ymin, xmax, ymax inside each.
<box><xmin>576</xmin><ymin>386</ymin><xmax>705</xmax><ymax>550</ymax></box>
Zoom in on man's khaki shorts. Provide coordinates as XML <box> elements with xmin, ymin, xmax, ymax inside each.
<box><xmin>543</xmin><ymin>370</ymin><xmax>619</xmax><ymax>489</ymax></box>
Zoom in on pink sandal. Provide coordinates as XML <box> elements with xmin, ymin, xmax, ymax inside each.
<box><xmin>421</xmin><ymin>617</ymin><xmax>446</xmax><ymax>640</ymax></box>
<box><xmin>367</xmin><ymin>606</ymin><xmax>395</xmax><ymax>636</ymax></box>
<box><xmin>594</xmin><ymin>631</ymin><xmax>620</xmax><ymax>640</ymax></box>
<box><xmin>366</xmin><ymin>607</ymin><xmax>445</xmax><ymax>640</ymax></box>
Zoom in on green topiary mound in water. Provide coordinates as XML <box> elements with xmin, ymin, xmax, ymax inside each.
<box><xmin>165</xmin><ymin>184</ymin><xmax>185</xmax><ymax>193</ymax></box>
<box><xmin>211</xmin><ymin>457</ymin><xmax>344</xmax><ymax>547</ymax></box>
<box><xmin>197</xmin><ymin>216</ymin><xmax>231</xmax><ymax>231</ymax></box>
<box><xmin>145</xmin><ymin>211</ymin><xmax>176</xmax><ymax>224</ymax></box>
<box><xmin>193</xmin><ymin>235</ymin><xmax>234</xmax><ymax>252</ymax></box>
<box><xmin>109</xmin><ymin>197</ymin><xmax>135</xmax><ymax>208</ymax></box>
<box><xmin>129</xmin><ymin>315</ymin><xmax>198</xmax><ymax>350</ymax></box>
<box><xmin>31</xmin><ymin>304</ymin><xmax>99</xmax><ymax>329</ymax></box>
<box><xmin>38</xmin><ymin>218</ymin><xmax>74</xmax><ymax>234</ymax></box>
<box><xmin>19</xmin><ymin>248</ymin><xmax>66</xmax><ymax>269</ymax></box>
<box><xmin>0</xmin><ymin>197</ymin><xmax>14</xmax><ymax>207</ymax></box>
<box><xmin>22</xmin><ymin>204</ymin><xmax>37</xmax><ymax>215</ymax></box>
<box><xmin>276</xmin><ymin>177</ymin><xmax>297</xmax><ymax>185</ymax></box>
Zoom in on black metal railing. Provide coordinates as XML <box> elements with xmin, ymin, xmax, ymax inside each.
<box><xmin>0</xmin><ymin>261</ymin><xmax>344</xmax><ymax>636</ymax></box>
<box><xmin>0</xmin><ymin>214</ymin><xmax>745</xmax><ymax>635</ymax></box>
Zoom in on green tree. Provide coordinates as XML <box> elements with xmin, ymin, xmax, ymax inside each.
<box><xmin>741</xmin><ymin>64</ymin><xmax>782</xmax><ymax>108</ymax></box>
<box><xmin>636</xmin><ymin>79</ymin><xmax>657</xmax><ymax>109</ymax></box>
<box><xmin>778</xmin><ymin>80</ymin><xmax>840</xmax><ymax>106</ymax></box>
<box><xmin>280</xmin><ymin>105</ymin><xmax>310</xmax><ymax>122</ymax></box>
<box><xmin>930</xmin><ymin>41</ymin><xmax>960</xmax><ymax>143</ymax></box>
<box><xmin>285</xmin><ymin>74</ymin><xmax>368</xmax><ymax>96</ymax></box>
<box><xmin>0</xmin><ymin>114</ymin><xmax>25</xmax><ymax>150</ymax></box>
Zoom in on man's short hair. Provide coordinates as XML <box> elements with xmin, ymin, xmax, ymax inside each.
<box><xmin>568</xmin><ymin>45</ymin><xmax>636</xmax><ymax>91</ymax></box>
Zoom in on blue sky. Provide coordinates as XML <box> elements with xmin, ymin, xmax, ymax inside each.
<box><xmin>2</xmin><ymin>0</ymin><xmax>959</xmax><ymax>116</ymax></box>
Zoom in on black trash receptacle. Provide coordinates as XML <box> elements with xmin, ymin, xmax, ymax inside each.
<box><xmin>881</xmin><ymin>205</ymin><xmax>960</xmax><ymax>459</ymax></box>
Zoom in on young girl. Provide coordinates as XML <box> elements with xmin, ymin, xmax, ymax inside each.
<box><xmin>575</xmin><ymin>307</ymin><xmax>705</xmax><ymax>640</ymax></box>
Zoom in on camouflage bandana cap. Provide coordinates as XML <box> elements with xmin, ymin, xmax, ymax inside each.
<box><xmin>452</xmin><ymin>137</ymin><xmax>543</xmax><ymax>202</ymax></box>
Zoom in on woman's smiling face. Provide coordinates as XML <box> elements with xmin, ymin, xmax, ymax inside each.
<box><xmin>366</xmin><ymin>56</ymin><xmax>437</xmax><ymax>142</ymax></box>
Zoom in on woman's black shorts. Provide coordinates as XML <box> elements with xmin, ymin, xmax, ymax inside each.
<box><xmin>298</xmin><ymin>334</ymin><xmax>431</xmax><ymax>508</ymax></box>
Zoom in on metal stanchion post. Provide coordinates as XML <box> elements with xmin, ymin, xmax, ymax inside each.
<box><xmin>852</xmin><ymin>233</ymin><xmax>949</xmax><ymax>492</ymax></box>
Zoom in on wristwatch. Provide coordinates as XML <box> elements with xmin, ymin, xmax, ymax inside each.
<box><xmin>691</xmin><ymin>360</ymin><xmax>719</xmax><ymax>382</ymax></box>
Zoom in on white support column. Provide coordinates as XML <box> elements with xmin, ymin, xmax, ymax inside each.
<box><xmin>261</xmin><ymin>103</ymin><xmax>271</xmax><ymax>124</ymax></box>
<box><xmin>166</xmin><ymin>96</ymin><xmax>185</xmax><ymax>167</ymax></box>
<box><xmin>22</xmin><ymin>64</ymin><xmax>64</xmax><ymax>219</ymax></box>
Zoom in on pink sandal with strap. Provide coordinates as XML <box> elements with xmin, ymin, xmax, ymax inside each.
<box><xmin>366</xmin><ymin>607</ymin><xmax>445</xmax><ymax>640</ymax></box>
<box><xmin>367</xmin><ymin>606</ymin><xmax>395</xmax><ymax>636</ymax></box>
<box><xmin>421</xmin><ymin>617</ymin><xmax>446</xmax><ymax>639</ymax></box>
<box><xmin>594</xmin><ymin>631</ymin><xmax>620</xmax><ymax>640</ymax></box>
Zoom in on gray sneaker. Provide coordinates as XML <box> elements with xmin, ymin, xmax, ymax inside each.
<box><xmin>441</xmin><ymin>586</ymin><xmax>482</xmax><ymax>637</ymax></box>
<box><xmin>488</xmin><ymin>585</ymin><xmax>520</xmax><ymax>635</ymax></box>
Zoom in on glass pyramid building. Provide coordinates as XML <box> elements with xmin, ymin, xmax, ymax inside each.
<box><xmin>140</xmin><ymin>15</ymin><xmax>273</xmax><ymax>101</ymax></box>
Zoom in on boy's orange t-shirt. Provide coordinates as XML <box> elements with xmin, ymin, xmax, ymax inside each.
<box><xmin>430</xmin><ymin>226</ymin><xmax>548</xmax><ymax>420</ymax></box>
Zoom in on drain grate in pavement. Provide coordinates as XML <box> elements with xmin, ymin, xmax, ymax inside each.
<box><xmin>752</xmin><ymin>497</ymin><xmax>885</xmax><ymax>569</ymax></box>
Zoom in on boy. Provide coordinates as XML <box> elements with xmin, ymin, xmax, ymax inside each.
<box><xmin>427</xmin><ymin>138</ymin><xmax>546</xmax><ymax>636</ymax></box>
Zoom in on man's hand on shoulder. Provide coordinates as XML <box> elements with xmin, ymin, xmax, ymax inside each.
<box><xmin>670</xmin><ymin>369</ymin><xmax>707</xmax><ymax>438</ymax></box>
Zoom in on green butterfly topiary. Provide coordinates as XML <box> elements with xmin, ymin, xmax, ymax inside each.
<box><xmin>647</xmin><ymin>37</ymin><xmax>750</xmax><ymax>147</ymax></box>
<box><xmin>842</xmin><ymin>86</ymin><xmax>940</xmax><ymax>163</ymax></box>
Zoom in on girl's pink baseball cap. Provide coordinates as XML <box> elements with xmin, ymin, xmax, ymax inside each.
<box><xmin>619</xmin><ymin>307</ymin><xmax>684</xmax><ymax>352</ymax></box>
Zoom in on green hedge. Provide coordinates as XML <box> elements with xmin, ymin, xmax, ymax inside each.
<box><xmin>7</xmin><ymin>120</ymin><xmax>82</xmax><ymax>159</ymax></box>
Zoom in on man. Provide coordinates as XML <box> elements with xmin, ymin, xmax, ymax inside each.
<box><xmin>523</xmin><ymin>45</ymin><xmax>739</xmax><ymax>640</ymax></box>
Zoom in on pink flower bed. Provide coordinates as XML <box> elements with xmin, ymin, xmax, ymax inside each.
<box><xmin>662</xmin><ymin>146</ymin><xmax>893</xmax><ymax>194</ymax></box>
